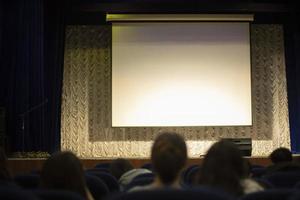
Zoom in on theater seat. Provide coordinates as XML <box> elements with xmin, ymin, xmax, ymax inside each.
<box><xmin>85</xmin><ymin>171</ymin><xmax>120</xmax><ymax>192</ymax></box>
<box><xmin>183</xmin><ymin>165</ymin><xmax>200</xmax><ymax>186</ymax></box>
<box><xmin>95</xmin><ymin>162</ymin><xmax>111</xmax><ymax>169</ymax></box>
<box><xmin>0</xmin><ymin>187</ymin><xmax>39</xmax><ymax>200</ymax></box>
<box><xmin>34</xmin><ymin>189</ymin><xmax>85</xmax><ymax>200</ymax></box>
<box><xmin>86</xmin><ymin>168</ymin><xmax>111</xmax><ymax>173</ymax></box>
<box><xmin>294</xmin><ymin>181</ymin><xmax>300</xmax><ymax>189</ymax></box>
<box><xmin>106</xmin><ymin>187</ymin><xmax>234</xmax><ymax>200</ymax></box>
<box><xmin>124</xmin><ymin>177</ymin><xmax>154</xmax><ymax>191</ymax></box>
<box><xmin>85</xmin><ymin>174</ymin><xmax>109</xmax><ymax>200</ymax></box>
<box><xmin>264</xmin><ymin>172</ymin><xmax>300</xmax><ymax>188</ymax></box>
<box><xmin>141</xmin><ymin>163</ymin><xmax>153</xmax><ymax>171</ymax></box>
<box><xmin>253</xmin><ymin>178</ymin><xmax>274</xmax><ymax>189</ymax></box>
<box><xmin>132</xmin><ymin>172</ymin><xmax>155</xmax><ymax>181</ymax></box>
<box><xmin>290</xmin><ymin>191</ymin><xmax>300</xmax><ymax>200</ymax></box>
<box><xmin>14</xmin><ymin>174</ymin><xmax>40</xmax><ymax>189</ymax></box>
<box><xmin>181</xmin><ymin>165</ymin><xmax>199</xmax><ymax>185</ymax></box>
<box><xmin>251</xmin><ymin>167</ymin><xmax>266</xmax><ymax>178</ymax></box>
<box><xmin>240</xmin><ymin>189</ymin><xmax>297</xmax><ymax>200</ymax></box>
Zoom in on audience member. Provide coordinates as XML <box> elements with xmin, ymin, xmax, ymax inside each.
<box><xmin>265</xmin><ymin>147</ymin><xmax>300</xmax><ymax>175</ymax></box>
<box><xmin>196</xmin><ymin>139</ymin><xmax>264</xmax><ymax>197</ymax></box>
<box><xmin>270</xmin><ymin>147</ymin><xmax>293</xmax><ymax>164</ymax></box>
<box><xmin>130</xmin><ymin>132</ymin><xmax>187</xmax><ymax>191</ymax></box>
<box><xmin>109</xmin><ymin>158</ymin><xmax>134</xmax><ymax>180</ymax></box>
<box><xmin>110</xmin><ymin>158</ymin><xmax>151</xmax><ymax>191</ymax></box>
<box><xmin>40</xmin><ymin>151</ymin><xmax>94</xmax><ymax>200</ymax></box>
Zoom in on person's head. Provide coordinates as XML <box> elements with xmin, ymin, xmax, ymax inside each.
<box><xmin>197</xmin><ymin>139</ymin><xmax>248</xmax><ymax>197</ymax></box>
<box><xmin>41</xmin><ymin>151</ymin><xmax>87</xmax><ymax>198</ymax></box>
<box><xmin>151</xmin><ymin>132</ymin><xmax>187</xmax><ymax>185</ymax></box>
<box><xmin>109</xmin><ymin>158</ymin><xmax>134</xmax><ymax>180</ymax></box>
<box><xmin>270</xmin><ymin>147</ymin><xmax>292</xmax><ymax>164</ymax></box>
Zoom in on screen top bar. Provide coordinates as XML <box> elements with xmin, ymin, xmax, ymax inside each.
<box><xmin>106</xmin><ymin>14</ymin><xmax>254</xmax><ymax>22</ymax></box>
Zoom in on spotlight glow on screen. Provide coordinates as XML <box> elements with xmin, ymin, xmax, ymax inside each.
<box><xmin>112</xmin><ymin>22</ymin><xmax>252</xmax><ymax>127</ymax></box>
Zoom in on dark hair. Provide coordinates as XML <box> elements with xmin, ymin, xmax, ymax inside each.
<box><xmin>196</xmin><ymin>139</ymin><xmax>248</xmax><ymax>197</ymax></box>
<box><xmin>109</xmin><ymin>158</ymin><xmax>134</xmax><ymax>180</ymax></box>
<box><xmin>41</xmin><ymin>151</ymin><xmax>88</xmax><ymax>198</ymax></box>
<box><xmin>270</xmin><ymin>147</ymin><xmax>292</xmax><ymax>164</ymax></box>
<box><xmin>151</xmin><ymin>132</ymin><xmax>187</xmax><ymax>185</ymax></box>
<box><xmin>244</xmin><ymin>159</ymin><xmax>252</xmax><ymax>177</ymax></box>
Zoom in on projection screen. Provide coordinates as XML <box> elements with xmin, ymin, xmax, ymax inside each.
<box><xmin>112</xmin><ymin>22</ymin><xmax>252</xmax><ymax>127</ymax></box>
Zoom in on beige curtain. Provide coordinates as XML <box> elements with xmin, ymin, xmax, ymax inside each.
<box><xmin>61</xmin><ymin>24</ymin><xmax>290</xmax><ymax>158</ymax></box>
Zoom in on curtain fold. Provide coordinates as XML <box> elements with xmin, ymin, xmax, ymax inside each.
<box><xmin>0</xmin><ymin>0</ymin><xmax>65</xmax><ymax>154</ymax></box>
<box><xmin>43</xmin><ymin>0</ymin><xmax>66</xmax><ymax>153</ymax></box>
<box><xmin>284</xmin><ymin>12</ymin><xmax>300</xmax><ymax>153</ymax></box>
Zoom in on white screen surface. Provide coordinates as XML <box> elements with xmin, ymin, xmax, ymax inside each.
<box><xmin>112</xmin><ymin>22</ymin><xmax>252</xmax><ymax>127</ymax></box>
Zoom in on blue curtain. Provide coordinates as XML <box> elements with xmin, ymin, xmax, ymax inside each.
<box><xmin>285</xmin><ymin>12</ymin><xmax>300</xmax><ymax>153</ymax></box>
<box><xmin>0</xmin><ymin>0</ymin><xmax>65</xmax><ymax>154</ymax></box>
<box><xmin>43</xmin><ymin>0</ymin><xmax>66</xmax><ymax>153</ymax></box>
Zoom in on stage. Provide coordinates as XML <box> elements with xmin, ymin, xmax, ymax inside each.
<box><xmin>59</xmin><ymin>24</ymin><xmax>290</xmax><ymax>159</ymax></box>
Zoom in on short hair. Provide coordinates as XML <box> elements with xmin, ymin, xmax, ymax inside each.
<box><xmin>151</xmin><ymin>132</ymin><xmax>187</xmax><ymax>185</ymax></box>
<box><xmin>109</xmin><ymin>158</ymin><xmax>134</xmax><ymax>180</ymax></box>
<box><xmin>41</xmin><ymin>151</ymin><xmax>87</xmax><ymax>198</ymax></box>
<box><xmin>270</xmin><ymin>147</ymin><xmax>292</xmax><ymax>164</ymax></box>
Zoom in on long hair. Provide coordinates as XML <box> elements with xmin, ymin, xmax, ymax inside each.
<box><xmin>196</xmin><ymin>140</ymin><xmax>248</xmax><ymax>197</ymax></box>
<box><xmin>151</xmin><ymin>132</ymin><xmax>187</xmax><ymax>185</ymax></box>
<box><xmin>41</xmin><ymin>151</ymin><xmax>88</xmax><ymax>198</ymax></box>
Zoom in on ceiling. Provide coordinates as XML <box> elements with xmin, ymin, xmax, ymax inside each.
<box><xmin>65</xmin><ymin>0</ymin><xmax>298</xmax><ymax>24</ymax></box>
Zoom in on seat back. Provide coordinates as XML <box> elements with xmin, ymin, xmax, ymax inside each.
<box><xmin>132</xmin><ymin>172</ymin><xmax>155</xmax><ymax>180</ymax></box>
<box><xmin>294</xmin><ymin>181</ymin><xmax>300</xmax><ymax>189</ymax></box>
<box><xmin>85</xmin><ymin>174</ymin><xmax>109</xmax><ymax>200</ymax></box>
<box><xmin>0</xmin><ymin>187</ymin><xmax>39</xmax><ymax>200</ymax></box>
<box><xmin>264</xmin><ymin>172</ymin><xmax>300</xmax><ymax>188</ymax></box>
<box><xmin>125</xmin><ymin>177</ymin><xmax>154</xmax><ymax>191</ymax></box>
<box><xmin>253</xmin><ymin>178</ymin><xmax>274</xmax><ymax>189</ymax></box>
<box><xmin>141</xmin><ymin>163</ymin><xmax>153</xmax><ymax>171</ymax></box>
<box><xmin>181</xmin><ymin>165</ymin><xmax>199</xmax><ymax>186</ymax></box>
<box><xmin>240</xmin><ymin>189</ymin><xmax>297</xmax><ymax>200</ymax></box>
<box><xmin>86</xmin><ymin>168</ymin><xmax>111</xmax><ymax>173</ymax></box>
<box><xmin>34</xmin><ymin>189</ymin><xmax>85</xmax><ymax>200</ymax></box>
<box><xmin>14</xmin><ymin>174</ymin><xmax>40</xmax><ymax>189</ymax></box>
<box><xmin>183</xmin><ymin>165</ymin><xmax>200</xmax><ymax>186</ymax></box>
<box><xmin>86</xmin><ymin>171</ymin><xmax>120</xmax><ymax>192</ymax></box>
<box><xmin>95</xmin><ymin>162</ymin><xmax>111</xmax><ymax>169</ymax></box>
<box><xmin>251</xmin><ymin>167</ymin><xmax>266</xmax><ymax>178</ymax></box>
<box><xmin>107</xmin><ymin>187</ymin><xmax>234</xmax><ymax>200</ymax></box>
<box><xmin>251</xmin><ymin>164</ymin><xmax>265</xmax><ymax>169</ymax></box>
<box><xmin>289</xmin><ymin>191</ymin><xmax>300</xmax><ymax>200</ymax></box>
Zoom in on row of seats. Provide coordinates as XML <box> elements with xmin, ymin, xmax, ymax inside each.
<box><xmin>96</xmin><ymin>162</ymin><xmax>300</xmax><ymax>189</ymax></box>
<box><xmin>3</xmin><ymin>184</ymin><xmax>300</xmax><ymax>200</ymax></box>
<box><xmin>0</xmin><ymin>187</ymin><xmax>85</xmax><ymax>200</ymax></box>
<box><xmin>9</xmin><ymin>162</ymin><xmax>300</xmax><ymax>197</ymax></box>
<box><xmin>106</xmin><ymin>188</ymin><xmax>300</xmax><ymax>200</ymax></box>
